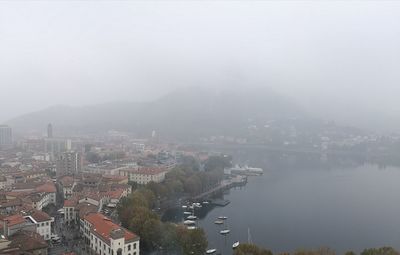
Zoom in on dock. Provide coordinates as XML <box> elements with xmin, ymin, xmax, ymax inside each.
<box><xmin>192</xmin><ymin>175</ymin><xmax>247</xmax><ymax>201</ymax></box>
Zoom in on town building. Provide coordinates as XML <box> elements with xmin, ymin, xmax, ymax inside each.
<box><xmin>0</xmin><ymin>125</ymin><xmax>12</xmax><ymax>149</ymax></box>
<box><xmin>44</xmin><ymin>138</ymin><xmax>71</xmax><ymax>160</ymax></box>
<box><xmin>56</xmin><ymin>151</ymin><xmax>82</xmax><ymax>177</ymax></box>
<box><xmin>127</xmin><ymin>167</ymin><xmax>167</xmax><ymax>185</ymax></box>
<box><xmin>23</xmin><ymin>209</ymin><xmax>54</xmax><ymax>240</ymax></box>
<box><xmin>58</xmin><ymin>175</ymin><xmax>76</xmax><ymax>199</ymax></box>
<box><xmin>83</xmin><ymin>212</ymin><xmax>139</xmax><ymax>255</ymax></box>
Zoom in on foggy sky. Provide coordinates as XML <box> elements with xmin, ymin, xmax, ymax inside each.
<box><xmin>1</xmin><ymin>1</ymin><xmax>400</xmax><ymax>128</ymax></box>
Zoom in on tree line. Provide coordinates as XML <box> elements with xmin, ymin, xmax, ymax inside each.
<box><xmin>234</xmin><ymin>244</ymin><xmax>400</xmax><ymax>255</ymax></box>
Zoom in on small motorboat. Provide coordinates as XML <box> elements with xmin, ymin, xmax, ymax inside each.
<box><xmin>202</xmin><ymin>201</ymin><xmax>209</xmax><ymax>204</ymax></box>
<box><xmin>206</xmin><ymin>249</ymin><xmax>217</xmax><ymax>254</ymax></box>
<box><xmin>186</xmin><ymin>215</ymin><xmax>197</xmax><ymax>220</ymax></box>
<box><xmin>182</xmin><ymin>205</ymin><xmax>187</xmax><ymax>209</ymax></box>
<box><xmin>187</xmin><ymin>226</ymin><xmax>197</xmax><ymax>230</ymax></box>
<box><xmin>183</xmin><ymin>220</ymin><xmax>196</xmax><ymax>225</ymax></box>
<box><xmin>214</xmin><ymin>220</ymin><xmax>224</xmax><ymax>225</ymax></box>
<box><xmin>220</xmin><ymin>229</ymin><xmax>230</xmax><ymax>235</ymax></box>
<box><xmin>183</xmin><ymin>211</ymin><xmax>192</xmax><ymax>215</ymax></box>
<box><xmin>193</xmin><ymin>203</ymin><xmax>202</xmax><ymax>208</ymax></box>
<box><xmin>218</xmin><ymin>216</ymin><xmax>228</xmax><ymax>220</ymax></box>
<box><xmin>232</xmin><ymin>241</ymin><xmax>240</xmax><ymax>249</ymax></box>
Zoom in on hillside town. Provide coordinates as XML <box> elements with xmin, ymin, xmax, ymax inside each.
<box><xmin>0</xmin><ymin>124</ymin><xmax>222</xmax><ymax>255</ymax></box>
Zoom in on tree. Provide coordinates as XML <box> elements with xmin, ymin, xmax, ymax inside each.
<box><xmin>361</xmin><ymin>247</ymin><xmax>400</xmax><ymax>255</ymax></box>
<box><xmin>85</xmin><ymin>152</ymin><xmax>101</xmax><ymax>163</ymax></box>
<box><xmin>345</xmin><ymin>252</ymin><xmax>356</xmax><ymax>255</ymax></box>
<box><xmin>176</xmin><ymin>226</ymin><xmax>208</xmax><ymax>255</ymax></box>
<box><xmin>234</xmin><ymin>243</ymin><xmax>273</xmax><ymax>255</ymax></box>
<box><xmin>293</xmin><ymin>248</ymin><xmax>335</xmax><ymax>255</ymax></box>
<box><xmin>204</xmin><ymin>155</ymin><xmax>232</xmax><ymax>172</ymax></box>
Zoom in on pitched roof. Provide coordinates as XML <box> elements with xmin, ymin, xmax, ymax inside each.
<box><xmin>84</xmin><ymin>213</ymin><xmax>138</xmax><ymax>243</ymax></box>
<box><xmin>64</xmin><ymin>198</ymin><xmax>78</xmax><ymax>207</ymax></box>
<box><xmin>35</xmin><ymin>182</ymin><xmax>56</xmax><ymax>193</ymax></box>
<box><xmin>27</xmin><ymin>209</ymin><xmax>52</xmax><ymax>222</ymax></box>
<box><xmin>8</xmin><ymin>230</ymin><xmax>48</xmax><ymax>251</ymax></box>
<box><xmin>59</xmin><ymin>176</ymin><xmax>75</xmax><ymax>187</ymax></box>
<box><xmin>2</xmin><ymin>214</ymin><xmax>27</xmax><ymax>226</ymax></box>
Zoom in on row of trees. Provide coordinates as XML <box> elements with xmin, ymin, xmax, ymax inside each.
<box><xmin>117</xmin><ymin>188</ymin><xmax>208</xmax><ymax>254</ymax></box>
<box><xmin>145</xmin><ymin>155</ymin><xmax>232</xmax><ymax>198</ymax></box>
<box><xmin>117</xmin><ymin>155</ymin><xmax>232</xmax><ymax>254</ymax></box>
<box><xmin>234</xmin><ymin>245</ymin><xmax>400</xmax><ymax>255</ymax></box>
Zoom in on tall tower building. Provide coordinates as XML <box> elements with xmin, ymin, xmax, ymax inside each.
<box><xmin>0</xmin><ymin>125</ymin><xmax>12</xmax><ymax>149</ymax></box>
<box><xmin>56</xmin><ymin>151</ymin><xmax>82</xmax><ymax>177</ymax></box>
<box><xmin>47</xmin><ymin>123</ymin><xmax>53</xmax><ymax>138</ymax></box>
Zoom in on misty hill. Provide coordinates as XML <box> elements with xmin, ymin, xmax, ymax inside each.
<box><xmin>7</xmin><ymin>87</ymin><xmax>307</xmax><ymax>140</ymax></box>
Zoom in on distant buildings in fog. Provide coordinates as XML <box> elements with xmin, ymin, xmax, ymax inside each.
<box><xmin>56</xmin><ymin>151</ymin><xmax>82</xmax><ymax>177</ymax></box>
<box><xmin>47</xmin><ymin>123</ymin><xmax>53</xmax><ymax>138</ymax></box>
<box><xmin>0</xmin><ymin>125</ymin><xmax>12</xmax><ymax>149</ymax></box>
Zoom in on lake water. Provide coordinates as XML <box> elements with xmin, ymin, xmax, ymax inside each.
<box><xmin>170</xmin><ymin>163</ymin><xmax>400</xmax><ymax>254</ymax></box>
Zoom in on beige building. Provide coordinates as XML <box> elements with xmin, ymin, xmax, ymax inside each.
<box><xmin>83</xmin><ymin>212</ymin><xmax>140</xmax><ymax>255</ymax></box>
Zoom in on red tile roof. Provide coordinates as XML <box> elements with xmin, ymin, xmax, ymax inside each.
<box><xmin>35</xmin><ymin>182</ymin><xmax>56</xmax><ymax>193</ymax></box>
<box><xmin>84</xmin><ymin>213</ymin><xmax>138</xmax><ymax>243</ymax></box>
<box><xmin>3</xmin><ymin>214</ymin><xmax>27</xmax><ymax>226</ymax></box>
<box><xmin>135</xmin><ymin>167</ymin><xmax>166</xmax><ymax>175</ymax></box>
<box><xmin>64</xmin><ymin>199</ymin><xmax>77</xmax><ymax>207</ymax></box>
<box><xmin>28</xmin><ymin>209</ymin><xmax>52</xmax><ymax>222</ymax></box>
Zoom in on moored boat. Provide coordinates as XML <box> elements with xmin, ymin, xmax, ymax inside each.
<box><xmin>183</xmin><ymin>220</ymin><xmax>196</xmax><ymax>225</ymax></box>
<box><xmin>232</xmin><ymin>241</ymin><xmax>240</xmax><ymax>249</ymax></box>
<box><xmin>218</xmin><ymin>216</ymin><xmax>228</xmax><ymax>220</ymax></box>
<box><xmin>186</xmin><ymin>215</ymin><xmax>197</xmax><ymax>220</ymax></box>
<box><xmin>214</xmin><ymin>220</ymin><xmax>224</xmax><ymax>225</ymax></box>
<box><xmin>220</xmin><ymin>229</ymin><xmax>230</xmax><ymax>235</ymax></box>
<box><xmin>206</xmin><ymin>249</ymin><xmax>217</xmax><ymax>254</ymax></box>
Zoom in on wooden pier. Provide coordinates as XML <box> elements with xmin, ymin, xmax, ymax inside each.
<box><xmin>192</xmin><ymin>175</ymin><xmax>247</xmax><ymax>201</ymax></box>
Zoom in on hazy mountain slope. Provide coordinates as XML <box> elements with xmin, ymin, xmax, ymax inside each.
<box><xmin>7</xmin><ymin>87</ymin><xmax>306</xmax><ymax>139</ymax></box>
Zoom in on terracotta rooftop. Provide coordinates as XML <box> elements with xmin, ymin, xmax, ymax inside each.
<box><xmin>64</xmin><ymin>198</ymin><xmax>78</xmax><ymax>207</ymax></box>
<box><xmin>8</xmin><ymin>230</ymin><xmax>48</xmax><ymax>251</ymax></box>
<box><xmin>27</xmin><ymin>209</ymin><xmax>52</xmax><ymax>222</ymax></box>
<box><xmin>84</xmin><ymin>213</ymin><xmax>138</xmax><ymax>243</ymax></box>
<box><xmin>59</xmin><ymin>176</ymin><xmax>75</xmax><ymax>187</ymax></box>
<box><xmin>35</xmin><ymin>182</ymin><xmax>56</xmax><ymax>193</ymax></box>
<box><xmin>135</xmin><ymin>167</ymin><xmax>167</xmax><ymax>175</ymax></box>
<box><xmin>2</xmin><ymin>214</ymin><xmax>27</xmax><ymax>226</ymax></box>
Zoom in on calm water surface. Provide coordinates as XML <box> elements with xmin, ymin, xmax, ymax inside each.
<box><xmin>177</xmin><ymin>164</ymin><xmax>400</xmax><ymax>254</ymax></box>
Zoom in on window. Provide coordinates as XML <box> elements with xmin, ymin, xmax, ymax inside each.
<box><xmin>133</xmin><ymin>243</ymin><xmax>136</xmax><ymax>249</ymax></box>
<box><xmin>128</xmin><ymin>245</ymin><xmax>131</xmax><ymax>251</ymax></box>
<box><xmin>46</xmin><ymin>222</ymin><xmax>49</xmax><ymax>226</ymax></box>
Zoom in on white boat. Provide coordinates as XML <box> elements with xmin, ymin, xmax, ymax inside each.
<box><xmin>206</xmin><ymin>249</ymin><xmax>217</xmax><ymax>254</ymax></box>
<box><xmin>225</xmin><ymin>164</ymin><xmax>264</xmax><ymax>175</ymax></box>
<box><xmin>218</xmin><ymin>216</ymin><xmax>228</xmax><ymax>220</ymax></box>
<box><xmin>183</xmin><ymin>211</ymin><xmax>192</xmax><ymax>215</ymax></box>
<box><xmin>187</xmin><ymin>226</ymin><xmax>197</xmax><ymax>230</ymax></box>
<box><xmin>214</xmin><ymin>220</ymin><xmax>224</xmax><ymax>225</ymax></box>
<box><xmin>183</xmin><ymin>220</ymin><xmax>196</xmax><ymax>225</ymax></box>
<box><xmin>220</xmin><ymin>229</ymin><xmax>230</xmax><ymax>235</ymax></box>
<box><xmin>182</xmin><ymin>205</ymin><xmax>187</xmax><ymax>209</ymax></box>
<box><xmin>186</xmin><ymin>215</ymin><xmax>197</xmax><ymax>220</ymax></box>
<box><xmin>202</xmin><ymin>201</ymin><xmax>209</xmax><ymax>204</ymax></box>
<box><xmin>193</xmin><ymin>203</ymin><xmax>202</xmax><ymax>208</ymax></box>
<box><xmin>232</xmin><ymin>241</ymin><xmax>240</xmax><ymax>249</ymax></box>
